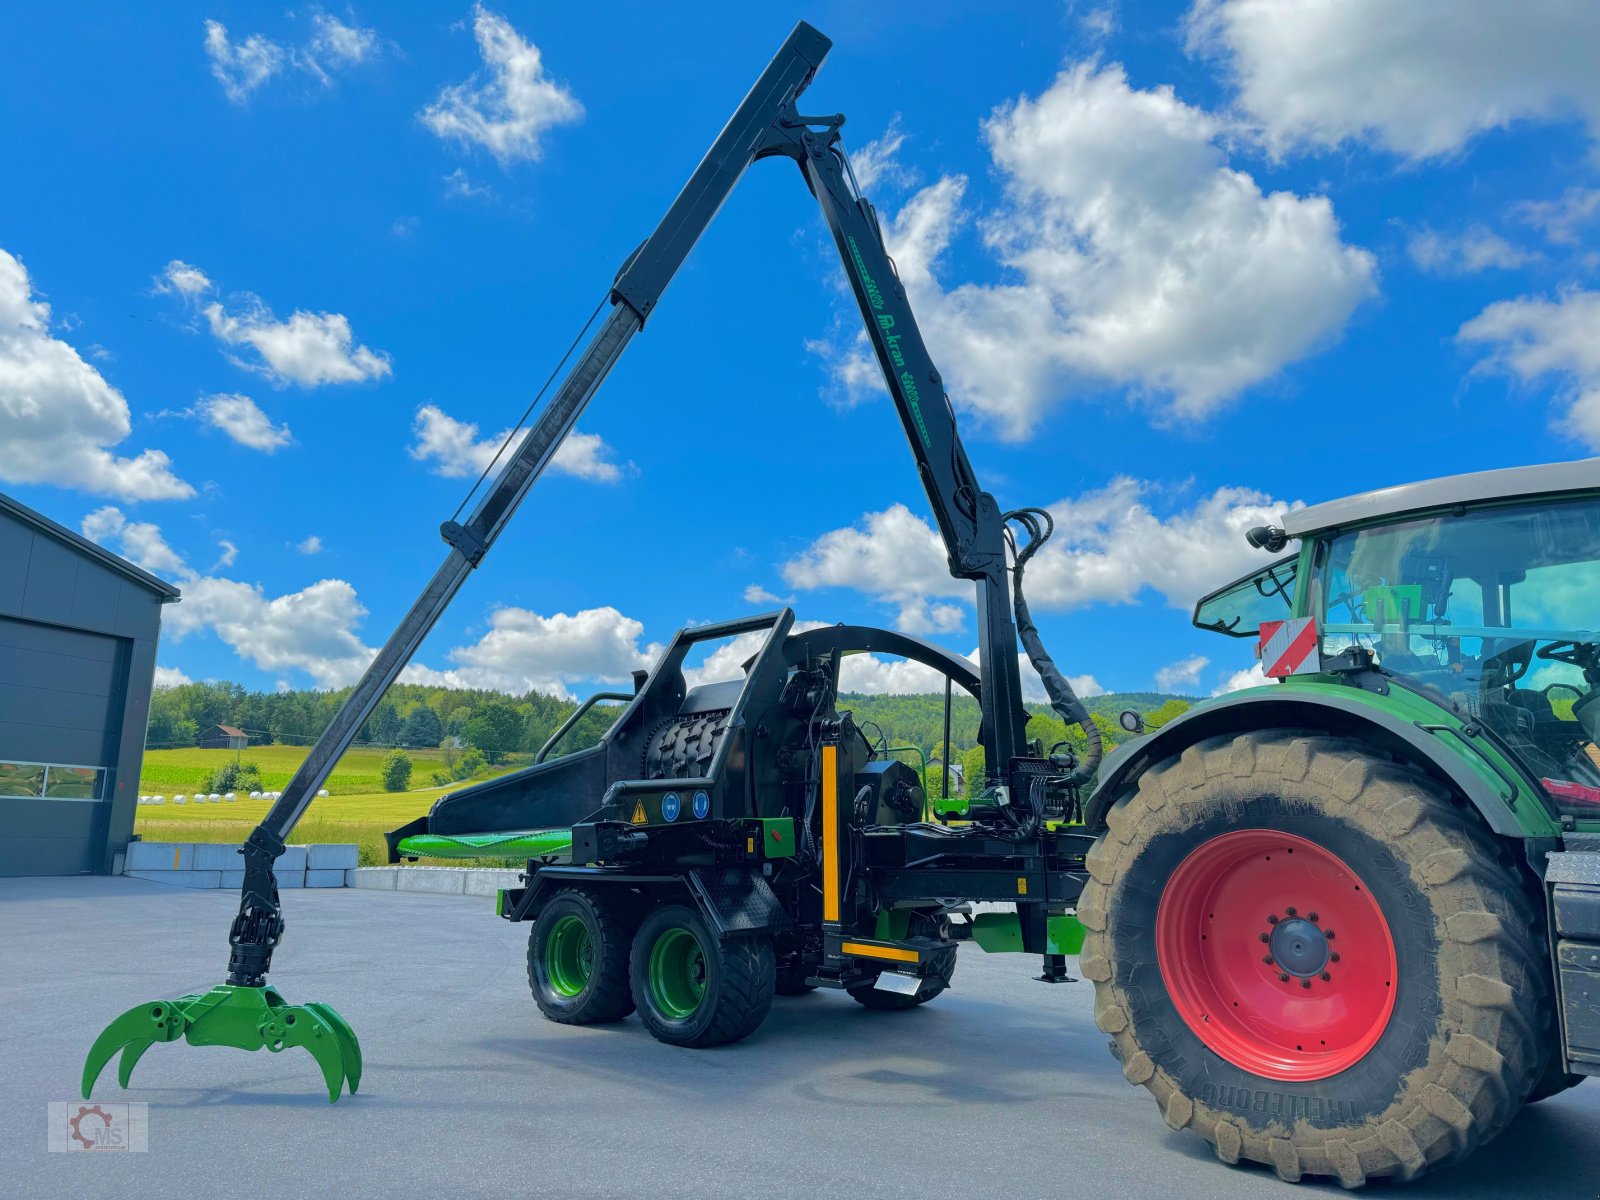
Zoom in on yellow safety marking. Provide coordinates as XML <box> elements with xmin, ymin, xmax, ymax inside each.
<box><xmin>173</xmin><ymin>846</ymin><xmax>181</xmax><ymax>869</ymax></box>
<box><xmin>746</xmin><ymin>837</ymin><xmax>756</xmax><ymax>854</ymax></box>
<box><xmin>822</xmin><ymin>744</ymin><xmax>839</xmax><ymax>922</ymax></box>
<box><xmin>630</xmin><ymin>799</ymin><xmax>648</xmax><ymax>825</ymax></box>
<box><xmin>1016</xmin><ymin>876</ymin><xmax>1028</xmax><ymax>895</ymax></box>
<box><xmin>842</xmin><ymin>941</ymin><xmax>919</xmax><ymax>963</ymax></box>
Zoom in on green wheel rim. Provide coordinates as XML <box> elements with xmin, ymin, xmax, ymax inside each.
<box><xmin>545</xmin><ymin>914</ymin><xmax>593</xmax><ymax>998</ymax></box>
<box><xmin>648</xmin><ymin>927</ymin><xmax>708</xmax><ymax>1019</ymax></box>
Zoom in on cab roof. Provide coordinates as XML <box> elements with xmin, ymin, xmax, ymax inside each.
<box><xmin>1282</xmin><ymin>457</ymin><xmax>1600</xmax><ymax>539</ymax></box>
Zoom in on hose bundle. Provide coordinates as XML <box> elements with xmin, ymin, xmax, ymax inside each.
<box><xmin>1003</xmin><ymin>507</ymin><xmax>1102</xmax><ymax>786</ymax></box>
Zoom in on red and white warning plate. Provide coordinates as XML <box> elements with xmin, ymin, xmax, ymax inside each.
<box><xmin>1259</xmin><ymin>616</ymin><xmax>1321</xmax><ymax>678</ymax></box>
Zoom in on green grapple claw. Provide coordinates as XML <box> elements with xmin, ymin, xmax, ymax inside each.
<box><xmin>82</xmin><ymin>985</ymin><xmax>361</xmax><ymax>1103</ymax></box>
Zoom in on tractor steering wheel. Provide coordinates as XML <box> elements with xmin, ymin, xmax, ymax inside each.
<box><xmin>1535</xmin><ymin>640</ymin><xmax>1600</xmax><ymax>668</ymax></box>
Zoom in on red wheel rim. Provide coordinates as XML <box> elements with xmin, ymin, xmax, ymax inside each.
<box><xmin>1155</xmin><ymin>829</ymin><xmax>1397</xmax><ymax>1081</ymax></box>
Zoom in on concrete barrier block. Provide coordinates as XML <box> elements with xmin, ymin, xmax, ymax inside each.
<box><xmin>307</xmin><ymin>844</ymin><xmax>359</xmax><ymax>870</ymax></box>
<box><xmin>347</xmin><ymin>867</ymin><xmax>397</xmax><ymax>889</ymax></box>
<box><xmin>221</xmin><ymin>869</ymin><xmax>243</xmax><ymax>890</ymax></box>
<box><xmin>192</xmin><ymin>843</ymin><xmax>238</xmax><ymax>871</ymax></box>
<box><xmin>125</xmin><ymin>843</ymin><xmax>191</xmax><ymax>871</ymax></box>
<box><xmin>395</xmin><ymin>867</ymin><xmax>466</xmax><ymax>895</ymax></box>
<box><xmin>127</xmin><ymin>869</ymin><xmax>222</xmax><ymax>889</ymax></box>
<box><xmin>464</xmin><ymin>869</ymin><xmax>524</xmax><ymax>897</ymax></box>
<box><xmin>306</xmin><ymin>869</ymin><xmax>345</xmax><ymax>888</ymax></box>
<box><xmin>277</xmin><ymin>846</ymin><xmax>308</xmax><ymax>873</ymax></box>
<box><xmin>276</xmin><ymin>870</ymin><xmax>306</xmax><ymax>889</ymax></box>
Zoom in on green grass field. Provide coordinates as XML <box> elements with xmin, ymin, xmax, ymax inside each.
<box><xmin>134</xmin><ymin>787</ymin><xmax>455</xmax><ymax>865</ymax></box>
<box><xmin>135</xmin><ymin>745</ymin><xmax>532</xmax><ymax>865</ymax></box>
<box><xmin>137</xmin><ymin>743</ymin><xmax>515</xmax><ymax>796</ymax></box>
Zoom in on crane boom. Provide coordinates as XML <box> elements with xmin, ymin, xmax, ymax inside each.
<box><xmin>222</xmin><ymin>19</ymin><xmax>1063</xmax><ymax>995</ymax></box>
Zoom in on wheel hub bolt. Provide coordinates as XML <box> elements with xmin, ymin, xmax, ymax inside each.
<box><xmin>1278</xmin><ymin>973</ymin><xmax>1290</xmax><ymax>982</ymax></box>
<box><xmin>1300</xmin><ymin>979</ymin><xmax>1312</xmax><ymax>989</ymax></box>
<box><xmin>1267</xmin><ymin>914</ymin><xmax>1280</xmax><ymax>925</ymax></box>
<box><xmin>1307</xmin><ymin>912</ymin><xmax>1318</xmax><ymax>922</ymax></box>
<box><xmin>1325</xmin><ymin>930</ymin><xmax>1335</xmax><ymax>940</ymax></box>
<box><xmin>1321</xmin><ymin>972</ymin><xmax>1332</xmax><ymax>982</ymax></box>
<box><xmin>1285</xmin><ymin>906</ymin><xmax>1298</xmax><ymax>917</ymax></box>
<box><xmin>1258</xmin><ymin>932</ymin><xmax>1270</xmax><ymax>943</ymax></box>
<box><xmin>1263</xmin><ymin>955</ymin><xmax>1275</xmax><ymax>965</ymax></box>
<box><xmin>1330</xmin><ymin>952</ymin><xmax>1340</xmax><ymax>963</ymax></box>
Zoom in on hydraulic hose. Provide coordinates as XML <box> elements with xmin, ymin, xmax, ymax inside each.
<box><xmin>1004</xmin><ymin>507</ymin><xmax>1102</xmax><ymax>786</ymax></box>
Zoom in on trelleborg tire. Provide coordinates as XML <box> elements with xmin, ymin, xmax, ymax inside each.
<box><xmin>1078</xmin><ymin>732</ymin><xmax>1545</xmax><ymax>1186</ymax></box>
<box><xmin>527</xmin><ymin>888</ymin><xmax>635</xmax><ymax>1024</ymax></box>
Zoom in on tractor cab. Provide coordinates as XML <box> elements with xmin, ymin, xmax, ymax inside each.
<box><xmin>1196</xmin><ymin>460</ymin><xmax>1600</xmax><ymax>817</ymax></box>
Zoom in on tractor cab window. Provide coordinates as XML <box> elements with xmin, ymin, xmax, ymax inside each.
<box><xmin>1193</xmin><ymin>556</ymin><xmax>1297</xmax><ymax>639</ymax></box>
<box><xmin>1318</xmin><ymin>497</ymin><xmax>1600</xmax><ymax>814</ymax></box>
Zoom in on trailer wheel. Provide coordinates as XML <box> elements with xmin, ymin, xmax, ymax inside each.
<box><xmin>630</xmin><ymin>905</ymin><xmax>774</xmax><ymax>1047</ymax></box>
<box><xmin>1079</xmin><ymin>733</ymin><xmax>1546</xmax><ymax>1186</ymax></box>
<box><xmin>527</xmin><ymin>888</ymin><xmax>635</xmax><ymax>1025</ymax></box>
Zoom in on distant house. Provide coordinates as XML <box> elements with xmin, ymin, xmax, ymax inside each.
<box><xmin>927</xmin><ymin>760</ymin><xmax>965</xmax><ymax>794</ymax></box>
<box><xmin>199</xmin><ymin>724</ymin><xmax>249</xmax><ymax>750</ymax></box>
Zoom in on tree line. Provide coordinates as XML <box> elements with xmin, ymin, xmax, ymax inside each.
<box><xmin>148</xmin><ymin>679</ymin><xmax>1191</xmax><ymax>795</ymax></box>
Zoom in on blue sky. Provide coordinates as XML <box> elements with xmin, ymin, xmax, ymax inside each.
<box><xmin>3</xmin><ymin>2</ymin><xmax>1599</xmax><ymax>701</ymax></box>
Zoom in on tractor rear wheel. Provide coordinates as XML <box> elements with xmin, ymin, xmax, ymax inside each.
<box><xmin>1079</xmin><ymin>732</ymin><xmax>1546</xmax><ymax>1186</ymax></box>
<box><xmin>527</xmin><ymin>888</ymin><xmax>635</xmax><ymax>1024</ymax></box>
<box><xmin>630</xmin><ymin>905</ymin><xmax>775</xmax><ymax>1047</ymax></box>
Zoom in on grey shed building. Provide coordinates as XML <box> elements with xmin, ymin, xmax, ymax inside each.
<box><xmin>0</xmin><ymin>491</ymin><xmax>179</xmax><ymax>877</ymax></box>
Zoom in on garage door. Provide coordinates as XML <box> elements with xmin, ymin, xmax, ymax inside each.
<box><xmin>0</xmin><ymin>616</ymin><xmax>124</xmax><ymax>876</ymax></box>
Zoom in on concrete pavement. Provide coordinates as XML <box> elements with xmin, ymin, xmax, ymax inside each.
<box><xmin>4</xmin><ymin>875</ymin><xmax>1595</xmax><ymax>1199</ymax></box>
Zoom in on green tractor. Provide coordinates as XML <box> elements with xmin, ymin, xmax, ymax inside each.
<box><xmin>1081</xmin><ymin>459</ymin><xmax>1597</xmax><ymax>1184</ymax></box>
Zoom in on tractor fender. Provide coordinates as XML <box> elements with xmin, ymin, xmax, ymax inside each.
<box><xmin>1084</xmin><ymin>686</ymin><xmax>1538</xmax><ymax>840</ymax></box>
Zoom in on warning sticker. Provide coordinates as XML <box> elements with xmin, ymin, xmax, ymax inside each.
<box><xmin>1260</xmin><ymin>616</ymin><xmax>1321</xmax><ymax>677</ymax></box>
<box><xmin>630</xmin><ymin>799</ymin><xmax>648</xmax><ymax>825</ymax></box>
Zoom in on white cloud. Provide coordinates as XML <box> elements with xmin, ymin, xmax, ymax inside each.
<box><xmin>421</xmin><ymin>5</ymin><xmax>582</xmax><ymax>164</ymax></box>
<box><xmin>154</xmin><ymin>259</ymin><xmax>214</xmax><ymax>300</ymax></box>
<box><xmin>780</xmin><ymin>502</ymin><xmax>969</xmax><ymax>633</ymax></box>
<box><xmin>391</xmin><ymin>216</ymin><xmax>420</xmax><ymax>238</ymax></box>
<box><xmin>1517</xmin><ymin>188</ymin><xmax>1600</xmax><ymax>247</ymax></box>
<box><xmin>1458</xmin><ymin>289</ymin><xmax>1600</xmax><ymax>448</ymax></box>
<box><xmin>782</xmin><ymin>479</ymin><xmax>1295</xmax><ymax>632</ymax></box>
<box><xmin>409</xmin><ymin>403</ymin><xmax>624</xmax><ymax>483</ymax></box>
<box><xmin>199</xmin><ymin>394</ymin><xmax>293</xmax><ymax>452</ymax></box>
<box><xmin>0</xmin><ymin>249</ymin><xmax>191</xmax><ymax>501</ymax></box>
<box><xmin>204</xmin><ymin>19</ymin><xmax>285</xmax><ymax>104</ymax></box>
<box><xmin>212</xmin><ymin>539</ymin><xmax>238</xmax><ymax>570</ymax></box>
<box><xmin>1155</xmin><ymin>654</ymin><xmax>1209</xmax><ymax>692</ymax></box>
<box><xmin>1188</xmin><ymin>0</ymin><xmax>1600</xmax><ymax>159</ymax></box>
<box><xmin>295</xmin><ymin>534</ymin><xmax>324</xmax><ymax>555</ymax></box>
<box><xmin>196</xmin><ymin>286</ymin><xmax>391</xmax><ymax>387</ymax></box>
<box><xmin>81</xmin><ymin>506</ymin><xmax>188</xmax><ymax>574</ymax></box>
<box><xmin>1407</xmin><ymin>226</ymin><xmax>1536</xmax><ymax>275</ymax></box>
<box><xmin>84</xmin><ymin>506</ymin><xmax>377</xmax><ymax>688</ymax></box>
<box><xmin>743</xmin><ymin>584</ymin><xmax>788</xmax><ymax>606</ymax></box>
<box><xmin>403</xmin><ymin>605</ymin><xmax>655</xmax><ymax>699</ymax></box>
<box><xmin>153</xmin><ymin>666</ymin><xmax>193</xmax><ymax>688</ymax></box>
<box><xmin>302</xmin><ymin>12</ymin><xmax>379</xmax><ymax>80</ymax></box>
<box><xmin>443</xmin><ymin>168</ymin><xmax>497</xmax><ymax>201</ymax></box>
<box><xmin>204</xmin><ymin>14</ymin><xmax>379</xmax><ymax>101</ymax></box>
<box><xmin>1214</xmin><ymin>661</ymin><xmax>1267</xmax><ymax>694</ymax></box>
<box><xmin>849</xmin><ymin>117</ymin><xmax>914</xmax><ymax>192</ymax></box>
<box><xmin>815</xmin><ymin>63</ymin><xmax>1374</xmax><ymax>436</ymax></box>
